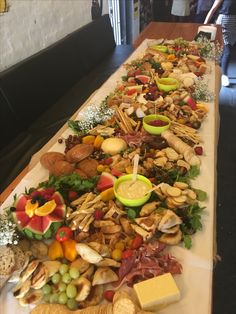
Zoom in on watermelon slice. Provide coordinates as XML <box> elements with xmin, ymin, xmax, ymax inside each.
<box><xmin>12</xmin><ymin>211</ymin><xmax>31</xmax><ymax>228</ymax></box>
<box><xmin>96</xmin><ymin>172</ymin><xmax>117</xmax><ymax>192</ymax></box>
<box><xmin>25</xmin><ymin>215</ymin><xmax>44</xmax><ymax>235</ymax></box>
<box><xmin>14</xmin><ymin>194</ymin><xmax>30</xmax><ymax>211</ymax></box>
<box><xmin>11</xmin><ymin>190</ymin><xmax>66</xmax><ymax>240</ymax></box>
<box><xmin>183</xmin><ymin>95</ymin><xmax>197</xmax><ymax>110</ymax></box>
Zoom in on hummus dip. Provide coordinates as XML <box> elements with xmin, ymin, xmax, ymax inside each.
<box><xmin>116</xmin><ymin>180</ymin><xmax>150</xmax><ymax>199</ymax></box>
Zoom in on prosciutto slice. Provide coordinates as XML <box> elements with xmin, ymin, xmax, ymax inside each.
<box><xmin>116</xmin><ymin>239</ymin><xmax>182</xmax><ymax>288</ymax></box>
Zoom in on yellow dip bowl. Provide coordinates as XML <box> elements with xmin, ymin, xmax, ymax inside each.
<box><xmin>156</xmin><ymin>77</ymin><xmax>179</xmax><ymax>92</ymax></box>
<box><xmin>114</xmin><ymin>174</ymin><xmax>152</xmax><ymax>207</ymax></box>
<box><xmin>143</xmin><ymin>114</ymin><xmax>170</xmax><ymax>135</ymax></box>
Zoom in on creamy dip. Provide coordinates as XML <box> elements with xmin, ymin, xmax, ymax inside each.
<box><xmin>117</xmin><ymin>180</ymin><xmax>150</xmax><ymax>199</ymax></box>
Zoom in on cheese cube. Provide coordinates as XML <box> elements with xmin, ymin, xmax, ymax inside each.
<box><xmin>133</xmin><ymin>273</ymin><xmax>180</xmax><ymax>311</ymax></box>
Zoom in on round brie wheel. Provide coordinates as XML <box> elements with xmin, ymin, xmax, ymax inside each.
<box><xmin>101</xmin><ymin>137</ymin><xmax>127</xmax><ymax>155</ymax></box>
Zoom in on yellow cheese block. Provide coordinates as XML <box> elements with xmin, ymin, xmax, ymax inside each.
<box><xmin>133</xmin><ymin>273</ymin><xmax>180</xmax><ymax>311</ymax></box>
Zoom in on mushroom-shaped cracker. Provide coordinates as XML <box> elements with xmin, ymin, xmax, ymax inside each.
<box><xmin>92</xmin><ymin>267</ymin><xmax>118</xmax><ymax>286</ymax></box>
<box><xmin>76</xmin><ymin>243</ymin><xmax>103</xmax><ymax>264</ymax></box>
<box><xmin>43</xmin><ymin>261</ymin><xmax>61</xmax><ymax>277</ymax></box>
<box><xmin>159</xmin><ymin>229</ymin><xmax>182</xmax><ymax>245</ymax></box>
<box><xmin>158</xmin><ymin>209</ymin><xmax>182</xmax><ymax>233</ymax></box>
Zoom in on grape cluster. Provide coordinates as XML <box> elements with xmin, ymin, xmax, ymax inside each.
<box><xmin>64</xmin><ymin>135</ymin><xmax>82</xmax><ymax>153</ymax></box>
<box><xmin>41</xmin><ymin>263</ymin><xmax>80</xmax><ymax>310</ymax></box>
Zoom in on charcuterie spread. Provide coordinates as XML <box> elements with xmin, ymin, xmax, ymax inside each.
<box><xmin>0</xmin><ymin>38</ymin><xmax>221</xmax><ymax>314</ymax></box>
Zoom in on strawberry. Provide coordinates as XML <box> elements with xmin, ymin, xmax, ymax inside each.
<box><xmin>194</xmin><ymin>146</ymin><xmax>203</xmax><ymax>155</ymax></box>
<box><xmin>68</xmin><ymin>191</ymin><xmax>78</xmax><ymax>200</ymax></box>
<box><xmin>94</xmin><ymin>209</ymin><xmax>104</xmax><ymax>220</ymax></box>
<box><xmin>103</xmin><ymin>290</ymin><xmax>115</xmax><ymax>302</ymax></box>
<box><xmin>111</xmin><ymin>168</ymin><xmax>123</xmax><ymax>177</ymax></box>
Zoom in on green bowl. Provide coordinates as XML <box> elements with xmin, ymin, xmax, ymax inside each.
<box><xmin>143</xmin><ymin>114</ymin><xmax>170</xmax><ymax>135</ymax></box>
<box><xmin>156</xmin><ymin>77</ymin><xmax>179</xmax><ymax>92</ymax></box>
<box><xmin>114</xmin><ymin>174</ymin><xmax>152</xmax><ymax>207</ymax></box>
<box><xmin>150</xmin><ymin>45</ymin><xmax>168</xmax><ymax>53</ymax></box>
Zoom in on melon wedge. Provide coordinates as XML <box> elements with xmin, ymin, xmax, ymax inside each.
<box><xmin>11</xmin><ymin>190</ymin><xmax>66</xmax><ymax>240</ymax></box>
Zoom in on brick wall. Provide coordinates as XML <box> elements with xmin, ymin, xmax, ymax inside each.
<box><xmin>0</xmin><ymin>0</ymin><xmax>108</xmax><ymax>71</ymax></box>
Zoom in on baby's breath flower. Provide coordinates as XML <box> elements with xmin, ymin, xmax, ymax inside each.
<box><xmin>0</xmin><ymin>213</ymin><xmax>19</xmax><ymax>245</ymax></box>
<box><xmin>68</xmin><ymin>100</ymin><xmax>115</xmax><ymax>134</ymax></box>
<box><xmin>195</xmin><ymin>37</ymin><xmax>223</xmax><ymax>63</ymax></box>
<box><xmin>193</xmin><ymin>78</ymin><xmax>214</xmax><ymax>102</ymax></box>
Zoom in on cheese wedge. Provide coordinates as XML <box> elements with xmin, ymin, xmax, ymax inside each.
<box><xmin>133</xmin><ymin>273</ymin><xmax>180</xmax><ymax>311</ymax></box>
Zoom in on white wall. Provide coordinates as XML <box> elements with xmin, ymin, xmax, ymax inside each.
<box><xmin>0</xmin><ymin>0</ymin><xmax>109</xmax><ymax>71</ymax></box>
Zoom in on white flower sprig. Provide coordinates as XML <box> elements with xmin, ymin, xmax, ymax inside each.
<box><xmin>68</xmin><ymin>100</ymin><xmax>115</xmax><ymax>134</ymax></box>
<box><xmin>193</xmin><ymin>78</ymin><xmax>214</xmax><ymax>102</ymax></box>
<box><xmin>195</xmin><ymin>37</ymin><xmax>223</xmax><ymax>63</ymax></box>
<box><xmin>0</xmin><ymin>213</ymin><xmax>19</xmax><ymax>245</ymax></box>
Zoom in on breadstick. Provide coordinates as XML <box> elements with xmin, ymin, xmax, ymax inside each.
<box><xmin>161</xmin><ymin>130</ymin><xmax>200</xmax><ymax>166</ymax></box>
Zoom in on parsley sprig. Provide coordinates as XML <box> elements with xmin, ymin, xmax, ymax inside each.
<box><xmin>178</xmin><ymin>202</ymin><xmax>205</xmax><ymax>249</ymax></box>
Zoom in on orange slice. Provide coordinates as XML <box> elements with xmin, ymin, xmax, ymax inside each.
<box><xmin>25</xmin><ymin>200</ymin><xmax>39</xmax><ymax>218</ymax></box>
<box><xmin>35</xmin><ymin>200</ymin><xmax>56</xmax><ymax>216</ymax></box>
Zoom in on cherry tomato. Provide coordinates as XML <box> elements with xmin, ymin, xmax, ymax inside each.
<box><xmin>100</xmin><ymin>157</ymin><xmax>113</xmax><ymax>165</ymax></box>
<box><xmin>68</xmin><ymin>191</ymin><xmax>78</xmax><ymax>201</ymax></box>
<box><xmin>121</xmin><ymin>249</ymin><xmax>134</xmax><ymax>259</ymax></box>
<box><xmin>131</xmin><ymin>234</ymin><xmax>143</xmax><ymax>249</ymax></box>
<box><xmin>56</xmin><ymin>227</ymin><xmax>73</xmax><ymax>242</ymax></box>
<box><xmin>103</xmin><ymin>290</ymin><xmax>115</xmax><ymax>302</ymax></box>
<box><xmin>112</xmin><ymin>248</ymin><xmax>122</xmax><ymax>261</ymax></box>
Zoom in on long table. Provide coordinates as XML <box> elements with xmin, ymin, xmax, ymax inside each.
<box><xmin>1</xmin><ymin>23</ymin><xmax>221</xmax><ymax>314</ymax></box>
<box><xmin>133</xmin><ymin>21</ymin><xmax>223</xmax><ymax>49</ymax></box>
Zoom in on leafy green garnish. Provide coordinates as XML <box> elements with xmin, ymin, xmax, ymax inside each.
<box><xmin>165</xmin><ymin>165</ymin><xmax>200</xmax><ymax>185</ymax></box>
<box><xmin>178</xmin><ymin>202</ymin><xmax>205</xmax><ymax>249</ymax></box>
<box><xmin>182</xmin><ymin>234</ymin><xmax>192</xmax><ymax>250</ymax></box>
<box><xmin>148</xmin><ymin>58</ymin><xmax>161</xmax><ymax>71</ymax></box>
<box><xmin>39</xmin><ymin>174</ymin><xmax>98</xmax><ymax>199</ymax></box>
<box><xmin>194</xmin><ymin>188</ymin><xmax>207</xmax><ymax>202</ymax></box>
<box><xmin>187</xmin><ymin>166</ymin><xmax>200</xmax><ymax>180</ymax></box>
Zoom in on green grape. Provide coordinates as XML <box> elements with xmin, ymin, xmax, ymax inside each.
<box><xmin>58</xmin><ymin>292</ymin><xmax>68</xmax><ymax>305</ymax></box>
<box><xmin>62</xmin><ymin>272</ymin><xmax>71</xmax><ymax>284</ymax></box>
<box><xmin>58</xmin><ymin>282</ymin><xmax>67</xmax><ymax>292</ymax></box>
<box><xmin>43</xmin><ymin>294</ymin><xmax>51</xmax><ymax>302</ymax></box>
<box><xmin>69</xmin><ymin>267</ymin><xmax>80</xmax><ymax>279</ymax></box>
<box><xmin>52</xmin><ymin>273</ymin><xmax>61</xmax><ymax>284</ymax></box>
<box><xmin>67</xmin><ymin>298</ymin><xmax>78</xmax><ymax>310</ymax></box>
<box><xmin>49</xmin><ymin>293</ymin><xmax>59</xmax><ymax>304</ymax></box>
<box><xmin>66</xmin><ymin>284</ymin><xmax>77</xmax><ymax>299</ymax></box>
<box><xmin>59</xmin><ymin>264</ymin><xmax>69</xmax><ymax>275</ymax></box>
<box><xmin>42</xmin><ymin>284</ymin><xmax>52</xmax><ymax>295</ymax></box>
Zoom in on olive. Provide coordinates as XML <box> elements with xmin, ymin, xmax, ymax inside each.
<box><xmin>191</xmin><ymin>121</ymin><xmax>201</xmax><ymax>129</ymax></box>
